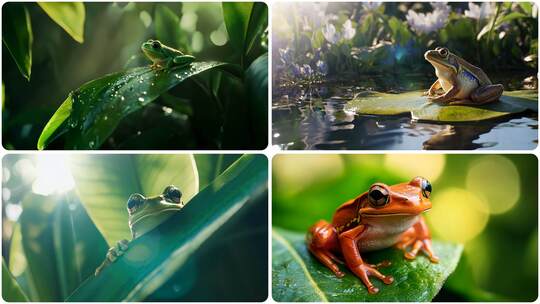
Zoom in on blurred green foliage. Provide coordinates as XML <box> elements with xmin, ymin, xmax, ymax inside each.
<box><xmin>273</xmin><ymin>2</ymin><xmax>537</xmax><ymax>85</ymax></box>
<box><xmin>272</xmin><ymin>154</ymin><xmax>537</xmax><ymax>301</ymax></box>
<box><xmin>3</xmin><ymin>2</ymin><xmax>268</xmax><ymax>150</ymax></box>
<box><xmin>2</xmin><ymin>153</ymin><xmax>268</xmax><ymax>301</ymax></box>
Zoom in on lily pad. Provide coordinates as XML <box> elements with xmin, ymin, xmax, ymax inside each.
<box><xmin>272</xmin><ymin>228</ymin><xmax>463</xmax><ymax>302</ymax></box>
<box><xmin>38</xmin><ymin>62</ymin><xmax>232</xmax><ymax>149</ymax></box>
<box><xmin>345</xmin><ymin>90</ymin><xmax>537</xmax><ymax>122</ymax></box>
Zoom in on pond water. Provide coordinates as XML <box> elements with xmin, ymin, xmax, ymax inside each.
<box><xmin>272</xmin><ymin>75</ymin><xmax>538</xmax><ymax>150</ymax></box>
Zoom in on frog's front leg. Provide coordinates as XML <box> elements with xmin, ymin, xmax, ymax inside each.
<box><xmin>339</xmin><ymin>225</ymin><xmax>394</xmax><ymax>294</ymax></box>
<box><xmin>171</xmin><ymin>55</ymin><xmax>195</xmax><ymax>68</ymax></box>
<box><xmin>396</xmin><ymin>217</ymin><xmax>439</xmax><ymax>263</ymax></box>
<box><xmin>94</xmin><ymin>239</ymin><xmax>130</xmax><ymax>276</ymax></box>
<box><xmin>425</xmin><ymin>79</ymin><xmax>442</xmax><ymax>97</ymax></box>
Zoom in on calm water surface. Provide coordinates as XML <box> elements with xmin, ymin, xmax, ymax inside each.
<box><xmin>272</xmin><ymin>76</ymin><xmax>538</xmax><ymax>150</ymax></box>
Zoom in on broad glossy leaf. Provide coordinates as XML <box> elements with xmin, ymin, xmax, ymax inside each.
<box><xmin>18</xmin><ymin>194</ymin><xmax>62</xmax><ymax>301</ymax></box>
<box><xmin>38</xmin><ymin>2</ymin><xmax>85</xmax><ymax>43</ymax></box>
<box><xmin>66</xmin><ymin>154</ymin><xmax>268</xmax><ymax>301</ymax></box>
<box><xmin>194</xmin><ymin>154</ymin><xmax>241</xmax><ymax>189</ymax></box>
<box><xmin>245</xmin><ymin>53</ymin><xmax>268</xmax><ymax>149</ymax></box>
<box><xmin>272</xmin><ymin>228</ymin><xmax>463</xmax><ymax>302</ymax></box>
<box><xmin>2</xmin><ymin>3</ymin><xmax>33</xmax><ymax>80</ymax></box>
<box><xmin>51</xmin><ymin>197</ymin><xmax>109</xmax><ymax>298</ymax></box>
<box><xmin>68</xmin><ymin>154</ymin><xmax>199</xmax><ymax>245</ymax></box>
<box><xmin>345</xmin><ymin>90</ymin><xmax>537</xmax><ymax>122</ymax></box>
<box><xmin>2</xmin><ymin>259</ymin><xmax>29</xmax><ymax>301</ymax></box>
<box><xmin>244</xmin><ymin>2</ymin><xmax>268</xmax><ymax>56</ymax></box>
<box><xmin>222</xmin><ymin>2</ymin><xmax>252</xmax><ymax>52</ymax></box>
<box><xmin>38</xmin><ymin>62</ymin><xmax>228</xmax><ymax>149</ymax></box>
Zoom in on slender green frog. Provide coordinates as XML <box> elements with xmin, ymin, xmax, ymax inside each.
<box><xmin>141</xmin><ymin>39</ymin><xmax>195</xmax><ymax>69</ymax></box>
<box><xmin>94</xmin><ymin>185</ymin><xmax>184</xmax><ymax>275</ymax></box>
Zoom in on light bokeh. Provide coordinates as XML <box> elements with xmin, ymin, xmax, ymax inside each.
<box><xmin>32</xmin><ymin>155</ymin><xmax>75</xmax><ymax>196</ymax></box>
<box><xmin>273</xmin><ymin>154</ymin><xmax>344</xmax><ymax>196</ymax></box>
<box><xmin>384</xmin><ymin>154</ymin><xmax>446</xmax><ymax>182</ymax></box>
<box><xmin>427</xmin><ymin>187</ymin><xmax>489</xmax><ymax>243</ymax></box>
<box><xmin>466</xmin><ymin>155</ymin><xmax>520</xmax><ymax>214</ymax></box>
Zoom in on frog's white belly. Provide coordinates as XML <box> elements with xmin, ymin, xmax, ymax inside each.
<box><xmin>440</xmin><ymin>69</ymin><xmax>480</xmax><ymax>100</ymax></box>
<box><xmin>357</xmin><ymin>214</ymin><xmax>419</xmax><ymax>252</ymax></box>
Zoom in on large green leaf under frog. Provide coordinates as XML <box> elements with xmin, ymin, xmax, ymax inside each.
<box><xmin>345</xmin><ymin>90</ymin><xmax>537</xmax><ymax>122</ymax></box>
<box><xmin>66</xmin><ymin>154</ymin><xmax>267</xmax><ymax>301</ymax></box>
<box><xmin>38</xmin><ymin>62</ymin><xmax>231</xmax><ymax>149</ymax></box>
<box><xmin>272</xmin><ymin>228</ymin><xmax>463</xmax><ymax>302</ymax></box>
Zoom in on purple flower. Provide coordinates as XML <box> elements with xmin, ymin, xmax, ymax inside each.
<box><xmin>301</xmin><ymin>64</ymin><xmax>314</xmax><ymax>77</ymax></box>
<box><xmin>279</xmin><ymin>47</ymin><xmax>293</xmax><ymax>65</ymax></box>
<box><xmin>464</xmin><ymin>2</ymin><xmax>495</xmax><ymax>20</ymax></box>
<box><xmin>316</xmin><ymin>60</ymin><xmax>328</xmax><ymax>75</ymax></box>
<box><xmin>406</xmin><ymin>3</ymin><xmax>450</xmax><ymax>34</ymax></box>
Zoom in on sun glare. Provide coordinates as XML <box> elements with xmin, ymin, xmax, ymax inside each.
<box><xmin>32</xmin><ymin>155</ymin><xmax>75</xmax><ymax>196</ymax></box>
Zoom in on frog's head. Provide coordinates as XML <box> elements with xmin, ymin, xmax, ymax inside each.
<box><xmin>141</xmin><ymin>39</ymin><xmax>169</xmax><ymax>61</ymax></box>
<box><xmin>424</xmin><ymin>47</ymin><xmax>459</xmax><ymax>74</ymax></box>
<box><xmin>127</xmin><ymin>185</ymin><xmax>184</xmax><ymax>238</ymax></box>
<box><xmin>360</xmin><ymin>177</ymin><xmax>432</xmax><ymax>217</ymax></box>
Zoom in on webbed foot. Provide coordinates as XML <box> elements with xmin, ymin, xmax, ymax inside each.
<box><xmin>94</xmin><ymin>239</ymin><xmax>130</xmax><ymax>276</ymax></box>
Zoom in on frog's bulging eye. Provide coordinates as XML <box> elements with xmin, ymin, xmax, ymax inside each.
<box><xmin>421</xmin><ymin>179</ymin><xmax>432</xmax><ymax>198</ymax></box>
<box><xmin>368</xmin><ymin>185</ymin><xmax>389</xmax><ymax>208</ymax></box>
<box><xmin>438</xmin><ymin>48</ymin><xmax>448</xmax><ymax>57</ymax></box>
<box><xmin>163</xmin><ymin>185</ymin><xmax>182</xmax><ymax>204</ymax></box>
<box><xmin>152</xmin><ymin>41</ymin><xmax>161</xmax><ymax>49</ymax></box>
<box><xmin>127</xmin><ymin>193</ymin><xmax>145</xmax><ymax>213</ymax></box>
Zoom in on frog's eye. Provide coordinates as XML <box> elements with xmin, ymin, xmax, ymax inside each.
<box><xmin>368</xmin><ymin>185</ymin><xmax>389</xmax><ymax>208</ymax></box>
<box><xmin>421</xmin><ymin>179</ymin><xmax>432</xmax><ymax>198</ymax></box>
<box><xmin>439</xmin><ymin>48</ymin><xmax>448</xmax><ymax>57</ymax></box>
<box><xmin>163</xmin><ymin>185</ymin><xmax>182</xmax><ymax>204</ymax></box>
<box><xmin>127</xmin><ymin>193</ymin><xmax>145</xmax><ymax>213</ymax></box>
<box><xmin>152</xmin><ymin>41</ymin><xmax>161</xmax><ymax>49</ymax></box>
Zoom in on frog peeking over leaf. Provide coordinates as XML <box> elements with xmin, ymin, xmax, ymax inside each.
<box><xmin>94</xmin><ymin>185</ymin><xmax>184</xmax><ymax>276</ymax></box>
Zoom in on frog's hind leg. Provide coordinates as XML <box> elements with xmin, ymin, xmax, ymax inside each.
<box><xmin>306</xmin><ymin>220</ymin><xmax>344</xmax><ymax>277</ymax></box>
<box><xmin>470</xmin><ymin>84</ymin><xmax>504</xmax><ymax>105</ymax></box>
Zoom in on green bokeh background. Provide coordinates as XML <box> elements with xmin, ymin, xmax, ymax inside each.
<box><xmin>273</xmin><ymin>154</ymin><xmax>537</xmax><ymax>301</ymax></box>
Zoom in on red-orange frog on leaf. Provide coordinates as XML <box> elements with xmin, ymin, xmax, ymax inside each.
<box><xmin>306</xmin><ymin>177</ymin><xmax>439</xmax><ymax>294</ymax></box>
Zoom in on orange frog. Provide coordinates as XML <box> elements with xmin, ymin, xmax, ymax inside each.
<box><xmin>306</xmin><ymin>177</ymin><xmax>439</xmax><ymax>294</ymax></box>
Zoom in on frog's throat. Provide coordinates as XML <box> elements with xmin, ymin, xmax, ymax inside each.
<box><xmin>362</xmin><ymin>208</ymin><xmax>431</xmax><ymax>217</ymax></box>
<box><xmin>129</xmin><ymin>207</ymin><xmax>181</xmax><ymax>227</ymax></box>
<box><xmin>426</xmin><ymin>56</ymin><xmax>458</xmax><ymax>74</ymax></box>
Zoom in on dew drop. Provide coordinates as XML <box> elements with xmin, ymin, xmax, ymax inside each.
<box><xmin>138</xmin><ymin>97</ymin><xmax>145</xmax><ymax>103</ymax></box>
<box><xmin>89</xmin><ymin>141</ymin><xmax>95</xmax><ymax>148</ymax></box>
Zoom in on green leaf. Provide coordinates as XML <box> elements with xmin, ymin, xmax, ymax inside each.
<box><xmin>51</xmin><ymin>196</ymin><xmax>109</xmax><ymax>298</ymax></box>
<box><xmin>68</xmin><ymin>154</ymin><xmax>199</xmax><ymax>245</ymax></box>
<box><xmin>2</xmin><ymin>259</ymin><xmax>29</xmax><ymax>302</ymax></box>
<box><xmin>2</xmin><ymin>3</ymin><xmax>33</xmax><ymax>80</ymax></box>
<box><xmin>244</xmin><ymin>3</ymin><xmax>268</xmax><ymax>56</ymax></box>
<box><xmin>38</xmin><ymin>2</ymin><xmax>85</xmax><ymax>43</ymax></box>
<box><xmin>272</xmin><ymin>228</ymin><xmax>463</xmax><ymax>302</ymax></box>
<box><xmin>194</xmin><ymin>154</ymin><xmax>241</xmax><ymax>189</ymax></box>
<box><xmin>154</xmin><ymin>5</ymin><xmax>184</xmax><ymax>49</ymax></box>
<box><xmin>223</xmin><ymin>2</ymin><xmax>267</xmax><ymax>64</ymax></box>
<box><xmin>345</xmin><ymin>90</ymin><xmax>537</xmax><ymax>122</ymax></box>
<box><xmin>38</xmin><ymin>62</ymin><xmax>229</xmax><ymax>149</ymax></box>
<box><xmin>18</xmin><ymin>194</ymin><xmax>63</xmax><ymax>301</ymax></box>
<box><xmin>8</xmin><ymin>224</ymin><xmax>39</xmax><ymax>301</ymax></box>
<box><xmin>66</xmin><ymin>154</ymin><xmax>268</xmax><ymax>301</ymax></box>
<box><xmin>245</xmin><ymin>53</ymin><xmax>268</xmax><ymax>149</ymax></box>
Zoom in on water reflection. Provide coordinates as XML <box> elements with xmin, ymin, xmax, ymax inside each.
<box><xmin>272</xmin><ymin>79</ymin><xmax>538</xmax><ymax>150</ymax></box>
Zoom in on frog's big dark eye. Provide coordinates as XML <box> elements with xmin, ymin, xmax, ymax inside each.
<box><xmin>421</xmin><ymin>179</ymin><xmax>432</xmax><ymax>198</ymax></box>
<box><xmin>368</xmin><ymin>185</ymin><xmax>389</xmax><ymax>208</ymax></box>
<box><xmin>127</xmin><ymin>193</ymin><xmax>145</xmax><ymax>213</ymax></box>
<box><xmin>152</xmin><ymin>41</ymin><xmax>161</xmax><ymax>49</ymax></box>
<box><xmin>439</xmin><ymin>48</ymin><xmax>448</xmax><ymax>57</ymax></box>
<box><xmin>163</xmin><ymin>185</ymin><xmax>182</xmax><ymax>204</ymax></box>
